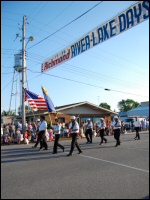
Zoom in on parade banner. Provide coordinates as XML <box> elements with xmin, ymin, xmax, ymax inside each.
<box><xmin>41</xmin><ymin>1</ymin><xmax>149</xmax><ymax>73</ymax></box>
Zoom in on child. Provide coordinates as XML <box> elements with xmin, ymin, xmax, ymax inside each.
<box><xmin>3</xmin><ymin>128</ymin><xmax>10</xmax><ymax>144</ymax></box>
<box><xmin>24</xmin><ymin>130</ymin><xmax>29</xmax><ymax>145</ymax></box>
<box><xmin>49</xmin><ymin>128</ymin><xmax>54</xmax><ymax>141</ymax></box>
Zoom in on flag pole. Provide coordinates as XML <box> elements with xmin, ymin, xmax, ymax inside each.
<box><xmin>48</xmin><ymin>112</ymin><xmax>52</xmax><ymax>127</ymax></box>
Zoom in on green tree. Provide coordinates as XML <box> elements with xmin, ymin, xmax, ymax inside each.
<box><xmin>117</xmin><ymin>99</ymin><xmax>140</xmax><ymax>112</ymax></box>
<box><xmin>99</xmin><ymin>102</ymin><xmax>111</xmax><ymax>110</ymax></box>
<box><xmin>17</xmin><ymin>105</ymin><xmax>31</xmax><ymax>115</ymax></box>
<box><xmin>1</xmin><ymin>110</ymin><xmax>15</xmax><ymax>116</ymax></box>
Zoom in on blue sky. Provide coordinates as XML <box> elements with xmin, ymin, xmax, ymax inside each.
<box><xmin>1</xmin><ymin>1</ymin><xmax>149</xmax><ymax>113</ymax></box>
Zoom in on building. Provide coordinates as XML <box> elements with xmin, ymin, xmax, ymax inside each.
<box><xmin>118</xmin><ymin>101</ymin><xmax>149</xmax><ymax>120</ymax></box>
<box><xmin>127</xmin><ymin>101</ymin><xmax>149</xmax><ymax>118</ymax></box>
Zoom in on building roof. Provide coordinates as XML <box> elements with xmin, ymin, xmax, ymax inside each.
<box><xmin>127</xmin><ymin>105</ymin><xmax>149</xmax><ymax>118</ymax></box>
<box><xmin>24</xmin><ymin>101</ymin><xmax>117</xmax><ymax>117</ymax></box>
<box><xmin>55</xmin><ymin>101</ymin><xmax>117</xmax><ymax>114</ymax></box>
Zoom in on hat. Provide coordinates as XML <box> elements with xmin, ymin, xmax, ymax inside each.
<box><xmin>87</xmin><ymin>118</ymin><xmax>90</xmax><ymax>121</ymax></box>
<box><xmin>114</xmin><ymin>116</ymin><xmax>118</xmax><ymax>119</ymax></box>
<box><xmin>71</xmin><ymin>116</ymin><xmax>76</xmax><ymax>120</ymax></box>
<box><xmin>100</xmin><ymin>118</ymin><xmax>104</xmax><ymax>121</ymax></box>
<box><xmin>36</xmin><ymin>119</ymin><xmax>40</xmax><ymax>122</ymax></box>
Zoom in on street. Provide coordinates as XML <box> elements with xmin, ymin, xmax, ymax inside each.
<box><xmin>1</xmin><ymin>132</ymin><xmax>149</xmax><ymax>199</ymax></box>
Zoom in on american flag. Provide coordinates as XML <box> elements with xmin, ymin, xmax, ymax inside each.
<box><xmin>24</xmin><ymin>88</ymin><xmax>48</xmax><ymax>111</ymax></box>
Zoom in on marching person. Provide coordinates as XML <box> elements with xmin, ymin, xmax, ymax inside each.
<box><xmin>98</xmin><ymin>118</ymin><xmax>107</xmax><ymax>145</ymax></box>
<box><xmin>133</xmin><ymin>116</ymin><xmax>141</xmax><ymax>140</ymax></box>
<box><xmin>85</xmin><ymin>119</ymin><xmax>93</xmax><ymax>144</ymax></box>
<box><xmin>113</xmin><ymin>116</ymin><xmax>121</xmax><ymax>147</ymax></box>
<box><xmin>32</xmin><ymin>119</ymin><xmax>40</xmax><ymax>148</ymax></box>
<box><xmin>52</xmin><ymin>118</ymin><xmax>65</xmax><ymax>154</ymax></box>
<box><xmin>67</xmin><ymin>116</ymin><xmax>82</xmax><ymax>157</ymax></box>
<box><xmin>38</xmin><ymin>115</ymin><xmax>48</xmax><ymax>151</ymax></box>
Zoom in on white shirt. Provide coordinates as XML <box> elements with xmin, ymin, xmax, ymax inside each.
<box><xmin>113</xmin><ymin>120</ymin><xmax>121</xmax><ymax>129</ymax></box>
<box><xmin>133</xmin><ymin>119</ymin><xmax>141</xmax><ymax>127</ymax></box>
<box><xmin>85</xmin><ymin>122</ymin><xmax>93</xmax><ymax>129</ymax></box>
<box><xmin>69</xmin><ymin>121</ymin><xmax>79</xmax><ymax>133</ymax></box>
<box><xmin>98</xmin><ymin>122</ymin><xmax>106</xmax><ymax>129</ymax></box>
<box><xmin>39</xmin><ymin>120</ymin><xmax>47</xmax><ymax>131</ymax></box>
<box><xmin>53</xmin><ymin>124</ymin><xmax>61</xmax><ymax>134</ymax></box>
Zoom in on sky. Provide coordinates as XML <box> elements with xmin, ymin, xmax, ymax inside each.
<box><xmin>1</xmin><ymin>1</ymin><xmax>149</xmax><ymax>114</ymax></box>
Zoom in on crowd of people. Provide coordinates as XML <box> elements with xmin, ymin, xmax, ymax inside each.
<box><xmin>1</xmin><ymin>116</ymin><xmax>149</xmax><ymax>147</ymax></box>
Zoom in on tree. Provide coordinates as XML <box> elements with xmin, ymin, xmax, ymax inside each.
<box><xmin>1</xmin><ymin>110</ymin><xmax>16</xmax><ymax>116</ymax></box>
<box><xmin>117</xmin><ymin>99</ymin><xmax>140</xmax><ymax>112</ymax></box>
<box><xmin>99</xmin><ymin>102</ymin><xmax>111</xmax><ymax>110</ymax></box>
<box><xmin>17</xmin><ymin>105</ymin><xmax>31</xmax><ymax>115</ymax></box>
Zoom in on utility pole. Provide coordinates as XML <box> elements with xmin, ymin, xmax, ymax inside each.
<box><xmin>22</xmin><ymin>15</ymin><xmax>26</xmax><ymax>134</ymax></box>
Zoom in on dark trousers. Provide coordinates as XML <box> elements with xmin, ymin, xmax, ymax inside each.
<box><xmin>100</xmin><ymin>129</ymin><xmax>107</xmax><ymax>143</ymax></box>
<box><xmin>85</xmin><ymin>129</ymin><xmax>93</xmax><ymax>143</ymax></box>
<box><xmin>69</xmin><ymin>133</ymin><xmax>82</xmax><ymax>154</ymax></box>
<box><xmin>53</xmin><ymin>134</ymin><xmax>64</xmax><ymax>153</ymax></box>
<box><xmin>34</xmin><ymin>132</ymin><xmax>40</xmax><ymax>147</ymax></box>
<box><xmin>135</xmin><ymin>127</ymin><xmax>140</xmax><ymax>139</ymax></box>
<box><xmin>114</xmin><ymin>129</ymin><xmax>120</xmax><ymax>145</ymax></box>
<box><xmin>38</xmin><ymin>131</ymin><xmax>48</xmax><ymax>150</ymax></box>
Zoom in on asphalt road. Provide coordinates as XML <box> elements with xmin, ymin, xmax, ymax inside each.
<box><xmin>1</xmin><ymin>132</ymin><xmax>149</xmax><ymax>199</ymax></box>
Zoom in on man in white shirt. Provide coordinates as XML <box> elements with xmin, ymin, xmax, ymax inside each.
<box><xmin>133</xmin><ymin>116</ymin><xmax>141</xmax><ymax>140</ymax></box>
<box><xmin>113</xmin><ymin>116</ymin><xmax>121</xmax><ymax>147</ymax></box>
<box><xmin>98</xmin><ymin>118</ymin><xmax>107</xmax><ymax>145</ymax></box>
<box><xmin>38</xmin><ymin>115</ymin><xmax>48</xmax><ymax>151</ymax></box>
<box><xmin>85</xmin><ymin>119</ymin><xmax>93</xmax><ymax>144</ymax></box>
<box><xmin>67</xmin><ymin>116</ymin><xmax>82</xmax><ymax>156</ymax></box>
<box><xmin>53</xmin><ymin>118</ymin><xmax>65</xmax><ymax>154</ymax></box>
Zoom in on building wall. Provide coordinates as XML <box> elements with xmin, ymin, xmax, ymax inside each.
<box><xmin>58</xmin><ymin>105</ymin><xmax>107</xmax><ymax>115</ymax></box>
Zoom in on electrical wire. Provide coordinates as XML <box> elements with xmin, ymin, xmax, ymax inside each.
<box><xmin>26</xmin><ymin>69</ymin><xmax>149</xmax><ymax>98</ymax></box>
<box><xmin>27</xmin><ymin>1</ymin><xmax>103</xmax><ymax>50</ymax></box>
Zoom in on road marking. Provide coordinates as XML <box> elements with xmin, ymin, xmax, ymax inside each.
<box><xmin>79</xmin><ymin>154</ymin><xmax>149</xmax><ymax>173</ymax></box>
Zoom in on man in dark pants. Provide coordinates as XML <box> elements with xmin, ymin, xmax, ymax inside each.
<box><xmin>98</xmin><ymin>118</ymin><xmax>107</xmax><ymax>145</ymax></box>
<box><xmin>53</xmin><ymin>118</ymin><xmax>65</xmax><ymax>154</ymax></box>
<box><xmin>133</xmin><ymin>116</ymin><xmax>141</xmax><ymax>140</ymax></box>
<box><xmin>67</xmin><ymin>116</ymin><xmax>82</xmax><ymax>157</ymax></box>
<box><xmin>113</xmin><ymin>116</ymin><xmax>121</xmax><ymax>147</ymax></box>
<box><xmin>32</xmin><ymin>119</ymin><xmax>40</xmax><ymax>148</ymax></box>
<box><xmin>85</xmin><ymin>119</ymin><xmax>93</xmax><ymax>144</ymax></box>
<box><xmin>38</xmin><ymin>115</ymin><xmax>48</xmax><ymax>151</ymax></box>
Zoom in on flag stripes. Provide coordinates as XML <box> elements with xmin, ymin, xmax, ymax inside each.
<box><xmin>24</xmin><ymin>88</ymin><xmax>48</xmax><ymax>111</ymax></box>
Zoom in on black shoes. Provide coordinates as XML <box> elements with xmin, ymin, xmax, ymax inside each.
<box><xmin>134</xmin><ymin>137</ymin><xmax>137</xmax><ymax>140</ymax></box>
<box><xmin>52</xmin><ymin>152</ymin><xmax>57</xmax><ymax>154</ymax></box>
<box><xmin>86</xmin><ymin>141</ymin><xmax>90</xmax><ymax>144</ymax></box>
<box><xmin>99</xmin><ymin>142</ymin><xmax>103</xmax><ymax>145</ymax></box>
<box><xmin>67</xmin><ymin>154</ymin><xmax>72</xmax><ymax>157</ymax></box>
<box><xmin>78</xmin><ymin>151</ymin><xmax>83</xmax><ymax>154</ymax></box>
<box><xmin>43</xmin><ymin>148</ymin><xmax>48</xmax><ymax>151</ymax></box>
<box><xmin>105</xmin><ymin>140</ymin><xmax>107</xmax><ymax>143</ymax></box>
<box><xmin>63</xmin><ymin>148</ymin><xmax>65</xmax><ymax>152</ymax></box>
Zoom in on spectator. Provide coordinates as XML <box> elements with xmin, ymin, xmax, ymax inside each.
<box><xmin>3</xmin><ymin>128</ymin><xmax>10</xmax><ymax>144</ymax></box>
<box><xmin>146</xmin><ymin>118</ymin><xmax>149</xmax><ymax>130</ymax></box>
<box><xmin>9</xmin><ymin>122</ymin><xmax>15</xmax><ymax>137</ymax></box>
<box><xmin>24</xmin><ymin>130</ymin><xmax>30</xmax><ymax>144</ymax></box>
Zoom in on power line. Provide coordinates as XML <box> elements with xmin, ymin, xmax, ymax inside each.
<box><xmin>27</xmin><ymin>1</ymin><xmax>103</xmax><ymax>50</ymax></box>
<box><xmin>26</xmin><ymin>69</ymin><xmax>149</xmax><ymax>98</ymax></box>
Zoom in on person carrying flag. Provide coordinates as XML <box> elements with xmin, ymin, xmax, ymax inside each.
<box><xmin>38</xmin><ymin>115</ymin><xmax>48</xmax><ymax>151</ymax></box>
